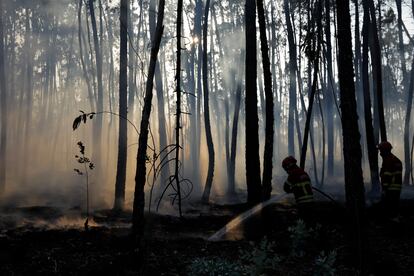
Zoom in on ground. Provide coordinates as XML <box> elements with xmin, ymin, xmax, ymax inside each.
<box><xmin>1</xmin><ymin>198</ymin><xmax>414</xmax><ymax>275</ymax></box>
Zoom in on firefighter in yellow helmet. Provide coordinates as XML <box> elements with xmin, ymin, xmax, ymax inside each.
<box><xmin>377</xmin><ymin>141</ymin><xmax>402</xmax><ymax>221</ymax></box>
<box><xmin>282</xmin><ymin>156</ymin><xmax>314</xmax><ymax>222</ymax></box>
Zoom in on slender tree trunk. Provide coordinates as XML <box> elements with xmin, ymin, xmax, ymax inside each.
<box><xmin>228</xmin><ymin>73</ymin><xmax>242</xmax><ymax>196</ymax></box>
<box><xmin>403</xmin><ymin>57</ymin><xmax>414</xmax><ymax>185</ymax></box>
<box><xmin>149</xmin><ymin>0</ymin><xmax>170</xmax><ymax>187</ymax></box>
<box><xmin>336</xmin><ymin>0</ymin><xmax>367</xmax><ymax>270</ymax></box>
<box><xmin>300</xmin><ymin>1</ymin><xmax>322</xmax><ymax>170</ymax></box>
<box><xmin>132</xmin><ymin>0</ymin><xmax>165</xmax><ymax>237</ymax></box>
<box><xmin>201</xmin><ymin>0</ymin><xmax>215</xmax><ymax>203</ymax></box>
<box><xmin>128</xmin><ymin>0</ymin><xmax>135</xmax><ymax>112</ymax></box>
<box><xmin>366</xmin><ymin>0</ymin><xmax>387</xmax><ymax>142</ymax></box>
<box><xmin>326</xmin><ymin>0</ymin><xmax>335</xmax><ymax>177</ymax></box>
<box><xmin>396</xmin><ymin>0</ymin><xmax>407</xmax><ymax>81</ymax></box>
<box><xmin>114</xmin><ymin>0</ymin><xmax>128</xmax><ymax>210</ymax></box>
<box><xmin>245</xmin><ymin>0</ymin><xmax>262</xmax><ymax>204</ymax></box>
<box><xmin>257</xmin><ymin>0</ymin><xmax>274</xmax><ymax>200</ymax></box>
<box><xmin>0</xmin><ymin>0</ymin><xmax>7</xmax><ymax>194</ymax></box>
<box><xmin>362</xmin><ymin>6</ymin><xmax>381</xmax><ymax>196</ymax></box>
<box><xmin>88</xmin><ymin>0</ymin><xmax>104</xmax><ymax>159</ymax></box>
<box><xmin>284</xmin><ymin>0</ymin><xmax>297</xmax><ymax>156</ymax></box>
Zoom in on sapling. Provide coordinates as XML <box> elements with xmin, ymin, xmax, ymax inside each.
<box><xmin>74</xmin><ymin>141</ymin><xmax>94</xmax><ymax>231</ymax></box>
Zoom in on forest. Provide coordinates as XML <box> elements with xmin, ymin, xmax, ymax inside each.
<box><xmin>1</xmin><ymin>0</ymin><xmax>414</xmax><ymax>274</ymax></box>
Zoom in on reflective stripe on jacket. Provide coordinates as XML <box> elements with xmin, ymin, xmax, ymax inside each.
<box><xmin>380</xmin><ymin>154</ymin><xmax>402</xmax><ymax>193</ymax></box>
<box><xmin>284</xmin><ymin>167</ymin><xmax>314</xmax><ymax>204</ymax></box>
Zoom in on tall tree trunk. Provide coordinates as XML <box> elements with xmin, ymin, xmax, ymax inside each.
<box><xmin>132</xmin><ymin>0</ymin><xmax>165</xmax><ymax>237</ymax></box>
<box><xmin>284</xmin><ymin>0</ymin><xmax>297</xmax><ymax>156</ymax></box>
<box><xmin>128</xmin><ymin>0</ymin><xmax>135</xmax><ymax>113</ymax></box>
<box><xmin>0</xmin><ymin>0</ymin><xmax>6</xmax><ymax>194</ymax></box>
<box><xmin>336</xmin><ymin>0</ymin><xmax>367</xmax><ymax>270</ymax></box>
<box><xmin>366</xmin><ymin>0</ymin><xmax>387</xmax><ymax>142</ymax></box>
<box><xmin>245</xmin><ymin>0</ymin><xmax>262</xmax><ymax>204</ymax></box>
<box><xmin>149</xmin><ymin>0</ymin><xmax>170</xmax><ymax>188</ymax></box>
<box><xmin>88</xmin><ymin>0</ymin><xmax>104</xmax><ymax>160</ymax></box>
<box><xmin>228</xmin><ymin>72</ymin><xmax>242</xmax><ymax>196</ymax></box>
<box><xmin>114</xmin><ymin>0</ymin><xmax>128</xmax><ymax>211</ymax></box>
<box><xmin>396</xmin><ymin>0</ymin><xmax>407</xmax><ymax>81</ymax></box>
<box><xmin>362</xmin><ymin>6</ymin><xmax>381</xmax><ymax>196</ymax></box>
<box><xmin>326</xmin><ymin>0</ymin><xmax>335</xmax><ymax>177</ymax></box>
<box><xmin>194</xmin><ymin>0</ymin><xmax>203</xmax><ymax>186</ymax></box>
<box><xmin>403</xmin><ymin>57</ymin><xmax>414</xmax><ymax>185</ymax></box>
<box><xmin>257</xmin><ymin>0</ymin><xmax>274</xmax><ymax>200</ymax></box>
<box><xmin>201</xmin><ymin>0</ymin><xmax>214</xmax><ymax>202</ymax></box>
<box><xmin>300</xmin><ymin>1</ymin><xmax>322</xmax><ymax>170</ymax></box>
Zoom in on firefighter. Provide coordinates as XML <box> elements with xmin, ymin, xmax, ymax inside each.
<box><xmin>282</xmin><ymin>156</ymin><xmax>314</xmax><ymax>222</ymax></box>
<box><xmin>377</xmin><ymin>141</ymin><xmax>402</xmax><ymax>221</ymax></box>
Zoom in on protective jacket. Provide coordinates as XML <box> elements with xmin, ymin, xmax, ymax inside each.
<box><xmin>283</xmin><ymin>167</ymin><xmax>314</xmax><ymax>204</ymax></box>
<box><xmin>380</xmin><ymin>153</ymin><xmax>403</xmax><ymax>193</ymax></box>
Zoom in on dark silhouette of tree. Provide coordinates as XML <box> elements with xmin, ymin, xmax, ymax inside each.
<box><xmin>113</xmin><ymin>0</ymin><xmax>128</xmax><ymax>211</ymax></box>
<box><xmin>132</xmin><ymin>0</ymin><xmax>165</xmax><ymax>237</ymax></box>
<box><xmin>172</xmin><ymin>0</ymin><xmax>184</xmax><ymax>216</ymax></box>
<box><xmin>336</xmin><ymin>0</ymin><xmax>367</xmax><ymax>270</ymax></box>
<box><xmin>245</xmin><ymin>0</ymin><xmax>262</xmax><ymax>204</ymax></box>
<box><xmin>300</xmin><ymin>0</ymin><xmax>322</xmax><ymax>170</ymax></box>
<box><xmin>257</xmin><ymin>0</ymin><xmax>274</xmax><ymax>200</ymax></box>
<box><xmin>362</xmin><ymin>3</ymin><xmax>381</xmax><ymax>196</ymax></box>
<box><xmin>88</xmin><ymin>0</ymin><xmax>104</xmax><ymax>159</ymax></box>
<box><xmin>0</xmin><ymin>0</ymin><xmax>6</xmax><ymax>194</ymax></box>
<box><xmin>149</xmin><ymin>0</ymin><xmax>170</xmax><ymax>189</ymax></box>
<box><xmin>201</xmin><ymin>0</ymin><xmax>215</xmax><ymax>203</ymax></box>
<box><xmin>284</xmin><ymin>0</ymin><xmax>297</xmax><ymax>157</ymax></box>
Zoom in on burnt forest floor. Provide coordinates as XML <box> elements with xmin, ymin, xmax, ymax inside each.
<box><xmin>1</xmin><ymin>198</ymin><xmax>414</xmax><ymax>275</ymax></box>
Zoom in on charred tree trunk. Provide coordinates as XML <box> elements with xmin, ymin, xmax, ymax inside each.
<box><xmin>336</xmin><ymin>0</ymin><xmax>367</xmax><ymax>270</ymax></box>
<box><xmin>362</xmin><ymin>6</ymin><xmax>381</xmax><ymax>196</ymax></box>
<box><xmin>284</xmin><ymin>0</ymin><xmax>297</xmax><ymax>156</ymax></box>
<box><xmin>245</xmin><ymin>0</ymin><xmax>262</xmax><ymax>204</ymax></box>
<box><xmin>403</xmin><ymin>57</ymin><xmax>414</xmax><ymax>185</ymax></box>
<box><xmin>201</xmin><ymin>0</ymin><xmax>215</xmax><ymax>203</ymax></box>
<box><xmin>149</xmin><ymin>0</ymin><xmax>170</xmax><ymax>187</ymax></box>
<box><xmin>132</xmin><ymin>0</ymin><xmax>165</xmax><ymax>237</ymax></box>
<box><xmin>228</xmin><ymin>72</ymin><xmax>242</xmax><ymax>196</ymax></box>
<box><xmin>173</xmin><ymin>0</ymin><xmax>184</xmax><ymax>216</ymax></box>
<box><xmin>366</xmin><ymin>0</ymin><xmax>387</xmax><ymax>142</ymax></box>
<box><xmin>300</xmin><ymin>1</ymin><xmax>322</xmax><ymax>170</ymax></box>
<box><xmin>396</xmin><ymin>0</ymin><xmax>407</xmax><ymax>81</ymax></box>
<box><xmin>325</xmin><ymin>0</ymin><xmax>335</xmax><ymax>177</ymax></box>
<box><xmin>0</xmin><ymin>1</ymin><xmax>6</xmax><ymax>194</ymax></box>
<box><xmin>88</xmin><ymin>0</ymin><xmax>104</xmax><ymax>160</ymax></box>
<box><xmin>114</xmin><ymin>0</ymin><xmax>128</xmax><ymax>211</ymax></box>
<box><xmin>257</xmin><ymin>0</ymin><xmax>274</xmax><ymax>200</ymax></box>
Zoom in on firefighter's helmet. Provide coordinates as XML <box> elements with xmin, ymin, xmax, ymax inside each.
<box><xmin>282</xmin><ymin>156</ymin><xmax>297</xmax><ymax>170</ymax></box>
<box><xmin>377</xmin><ymin>141</ymin><xmax>393</xmax><ymax>152</ymax></box>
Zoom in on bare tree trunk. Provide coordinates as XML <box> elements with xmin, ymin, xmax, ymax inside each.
<box><xmin>245</xmin><ymin>0</ymin><xmax>262</xmax><ymax>204</ymax></box>
<box><xmin>396</xmin><ymin>0</ymin><xmax>407</xmax><ymax>81</ymax></box>
<box><xmin>0</xmin><ymin>0</ymin><xmax>7</xmax><ymax>194</ymax></box>
<box><xmin>326</xmin><ymin>0</ymin><xmax>335</xmax><ymax>177</ymax></box>
<box><xmin>88</xmin><ymin>0</ymin><xmax>104</xmax><ymax>160</ymax></box>
<box><xmin>132</xmin><ymin>0</ymin><xmax>165</xmax><ymax>237</ymax></box>
<box><xmin>201</xmin><ymin>0</ymin><xmax>215</xmax><ymax>203</ymax></box>
<box><xmin>228</xmin><ymin>72</ymin><xmax>242</xmax><ymax>196</ymax></box>
<box><xmin>284</xmin><ymin>0</ymin><xmax>297</xmax><ymax>156</ymax></box>
<box><xmin>336</xmin><ymin>0</ymin><xmax>367</xmax><ymax>270</ymax></box>
<box><xmin>173</xmin><ymin>0</ymin><xmax>185</xmax><ymax>215</ymax></box>
<box><xmin>300</xmin><ymin>1</ymin><xmax>322</xmax><ymax>170</ymax></box>
<box><xmin>149</xmin><ymin>0</ymin><xmax>170</xmax><ymax>188</ymax></box>
<box><xmin>114</xmin><ymin>0</ymin><xmax>128</xmax><ymax>211</ymax></box>
<box><xmin>362</xmin><ymin>6</ymin><xmax>381</xmax><ymax>196</ymax></box>
<box><xmin>403</xmin><ymin>57</ymin><xmax>414</xmax><ymax>185</ymax></box>
<box><xmin>366</xmin><ymin>0</ymin><xmax>387</xmax><ymax>142</ymax></box>
<box><xmin>257</xmin><ymin>0</ymin><xmax>274</xmax><ymax>200</ymax></box>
